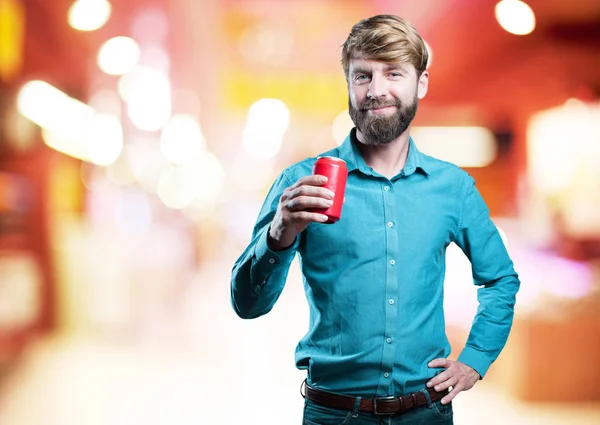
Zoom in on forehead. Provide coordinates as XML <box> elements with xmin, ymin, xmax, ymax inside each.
<box><xmin>348</xmin><ymin>57</ymin><xmax>415</xmax><ymax>74</ymax></box>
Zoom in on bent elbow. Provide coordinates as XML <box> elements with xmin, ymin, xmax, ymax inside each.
<box><xmin>231</xmin><ymin>295</ymin><xmax>269</xmax><ymax>320</ymax></box>
<box><xmin>232</xmin><ymin>304</ymin><xmax>258</xmax><ymax>320</ymax></box>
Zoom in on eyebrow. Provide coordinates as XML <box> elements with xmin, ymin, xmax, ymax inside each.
<box><xmin>351</xmin><ymin>63</ymin><xmax>408</xmax><ymax>75</ymax></box>
<box><xmin>351</xmin><ymin>67</ymin><xmax>370</xmax><ymax>75</ymax></box>
<box><xmin>383</xmin><ymin>63</ymin><xmax>408</xmax><ymax>72</ymax></box>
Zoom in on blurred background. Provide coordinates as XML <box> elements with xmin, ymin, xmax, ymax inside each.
<box><xmin>0</xmin><ymin>0</ymin><xmax>599</xmax><ymax>423</ymax></box>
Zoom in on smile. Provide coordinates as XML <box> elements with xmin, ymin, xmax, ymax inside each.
<box><xmin>367</xmin><ymin>105</ymin><xmax>396</xmax><ymax>114</ymax></box>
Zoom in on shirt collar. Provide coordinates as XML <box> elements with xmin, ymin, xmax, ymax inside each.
<box><xmin>337</xmin><ymin>128</ymin><xmax>430</xmax><ymax>177</ymax></box>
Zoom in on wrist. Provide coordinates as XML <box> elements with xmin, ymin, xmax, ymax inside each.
<box><xmin>459</xmin><ymin>360</ymin><xmax>481</xmax><ymax>380</ymax></box>
<box><xmin>267</xmin><ymin>228</ymin><xmax>295</xmax><ymax>252</ymax></box>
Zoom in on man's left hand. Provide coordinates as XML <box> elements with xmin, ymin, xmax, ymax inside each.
<box><xmin>426</xmin><ymin>358</ymin><xmax>480</xmax><ymax>404</ymax></box>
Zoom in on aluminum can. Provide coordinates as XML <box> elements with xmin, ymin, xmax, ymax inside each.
<box><xmin>312</xmin><ymin>156</ymin><xmax>348</xmax><ymax>224</ymax></box>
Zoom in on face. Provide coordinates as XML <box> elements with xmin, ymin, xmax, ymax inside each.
<box><xmin>347</xmin><ymin>58</ymin><xmax>428</xmax><ymax>145</ymax></box>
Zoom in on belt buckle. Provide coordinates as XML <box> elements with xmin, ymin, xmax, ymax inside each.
<box><xmin>373</xmin><ymin>396</ymin><xmax>398</xmax><ymax>416</ymax></box>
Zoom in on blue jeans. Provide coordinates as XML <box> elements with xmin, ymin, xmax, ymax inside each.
<box><xmin>302</xmin><ymin>394</ymin><xmax>453</xmax><ymax>425</ymax></box>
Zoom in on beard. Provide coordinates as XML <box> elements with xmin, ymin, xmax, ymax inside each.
<box><xmin>348</xmin><ymin>93</ymin><xmax>419</xmax><ymax>145</ymax></box>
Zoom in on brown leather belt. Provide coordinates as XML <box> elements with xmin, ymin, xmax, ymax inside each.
<box><xmin>304</xmin><ymin>383</ymin><xmax>448</xmax><ymax>416</ymax></box>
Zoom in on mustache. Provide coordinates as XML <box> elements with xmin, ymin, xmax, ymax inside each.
<box><xmin>359</xmin><ymin>98</ymin><xmax>403</xmax><ymax>111</ymax></box>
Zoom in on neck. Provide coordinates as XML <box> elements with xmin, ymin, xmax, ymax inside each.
<box><xmin>355</xmin><ymin>130</ymin><xmax>411</xmax><ymax>179</ymax></box>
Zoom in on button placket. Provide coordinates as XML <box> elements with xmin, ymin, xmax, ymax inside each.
<box><xmin>377</xmin><ymin>179</ymin><xmax>398</xmax><ymax>396</ymax></box>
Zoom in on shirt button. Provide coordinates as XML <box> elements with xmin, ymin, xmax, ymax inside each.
<box><xmin>389</xmin><ymin>260</ymin><xmax>395</xmax><ymax>265</ymax></box>
<box><xmin>383</xmin><ymin>186</ymin><xmax>390</xmax><ymax>191</ymax></box>
<box><xmin>386</xmin><ymin>338</ymin><xmax>392</xmax><ymax>343</ymax></box>
<box><xmin>387</xmin><ymin>222</ymin><xmax>393</xmax><ymax>228</ymax></box>
<box><xmin>268</xmin><ymin>258</ymin><xmax>275</xmax><ymax>264</ymax></box>
<box><xmin>388</xmin><ymin>299</ymin><xmax>395</xmax><ymax>305</ymax></box>
<box><xmin>384</xmin><ymin>372</ymin><xmax>390</xmax><ymax>378</ymax></box>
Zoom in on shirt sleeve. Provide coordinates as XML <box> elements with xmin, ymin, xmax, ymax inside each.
<box><xmin>454</xmin><ymin>175</ymin><xmax>520</xmax><ymax>378</ymax></box>
<box><xmin>230</xmin><ymin>170</ymin><xmax>300</xmax><ymax>319</ymax></box>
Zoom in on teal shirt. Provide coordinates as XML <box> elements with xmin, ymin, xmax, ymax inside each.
<box><xmin>231</xmin><ymin>129</ymin><xmax>520</xmax><ymax>397</ymax></box>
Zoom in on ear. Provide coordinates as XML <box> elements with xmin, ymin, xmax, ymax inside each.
<box><xmin>417</xmin><ymin>71</ymin><xmax>429</xmax><ymax>99</ymax></box>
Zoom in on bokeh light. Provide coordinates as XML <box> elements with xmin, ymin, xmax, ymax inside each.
<box><xmin>118</xmin><ymin>66</ymin><xmax>172</xmax><ymax>131</ymax></box>
<box><xmin>88</xmin><ymin>90</ymin><xmax>122</xmax><ymax>116</ymax></box>
<box><xmin>332</xmin><ymin>110</ymin><xmax>354</xmax><ymax>146</ymax></box>
<box><xmin>242</xmin><ymin>98</ymin><xmax>290</xmax><ymax>159</ymax></box>
<box><xmin>97</xmin><ymin>37</ymin><xmax>141</xmax><ymax>76</ymax></box>
<box><xmin>411</xmin><ymin>126</ymin><xmax>498</xmax><ymax>167</ymax></box>
<box><xmin>160</xmin><ymin>114</ymin><xmax>205</xmax><ymax>165</ymax></box>
<box><xmin>68</xmin><ymin>0</ymin><xmax>111</xmax><ymax>32</ymax></box>
<box><xmin>495</xmin><ymin>0</ymin><xmax>536</xmax><ymax>35</ymax></box>
<box><xmin>17</xmin><ymin>80</ymin><xmax>122</xmax><ymax>165</ymax></box>
<box><xmin>156</xmin><ymin>151</ymin><xmax>224</xmax><ymax>210</ymax></box>
<box><xmin>86</xmin><ymin>114</ymin><xmax>123</xmax><ymax>166</ymax></box>
<box><xmin>17</xmin><ymin>80</ymin><xmax>93</xmax><ymax>130</ymax></box>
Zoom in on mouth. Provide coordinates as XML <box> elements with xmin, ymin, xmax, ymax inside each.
<box><xmin>366</xmin><ymin>105</ymin><xmax>396</xmax><ymax>115</ymax></box>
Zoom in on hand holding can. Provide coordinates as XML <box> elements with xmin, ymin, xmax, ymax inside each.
<box><xmin>311</xmin><ymin>156</ymin><xmax>348</xmax><ymax>223</ymax></box>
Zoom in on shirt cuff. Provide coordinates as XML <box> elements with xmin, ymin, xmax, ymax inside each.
<box><xmin>253</xmin><ymin>228</ymin><xmax>299</xmax><ymax>276</ymax></box>
<box><xmin>457</xmin><ymin>347</ymin><xmax>492</xmax><ymax>379</ymax></box>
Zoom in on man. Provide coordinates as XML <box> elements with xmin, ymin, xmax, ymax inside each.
<box><xmin>231</xmin><ymin>15</ymin><xmax>520</xmax><ymax>424</ymax></box>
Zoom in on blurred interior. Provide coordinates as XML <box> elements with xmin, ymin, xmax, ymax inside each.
<box><xmin>0</xmin><ymin>0</ymin><xmax>599</xmax><ymax>423</ymax></box>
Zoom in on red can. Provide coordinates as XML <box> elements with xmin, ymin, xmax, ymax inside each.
<box><xmin>312</xmin><ymin>156</ymin><xmax>348</xmax><ymax>224</ymax></box>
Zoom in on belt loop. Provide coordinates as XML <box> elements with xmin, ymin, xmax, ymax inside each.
<box><xmin>300</xmin><ymin>379</ymin><xmax>307</xmax><ymax>398</ymax></box>
<box><xmin>420</xmin><ymin>388</ymin><xmax>433</xmax><ymax>408</ymax></box>
<box><xmin>351</xmin><ymin>396</ymin><xmax>362</xmax><ymax>418</ymax></box>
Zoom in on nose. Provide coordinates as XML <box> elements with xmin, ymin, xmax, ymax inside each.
<box><xmin>367</xmin><ymin>74</ymin><xmax>389</xmax><ymax>99</ymax></box>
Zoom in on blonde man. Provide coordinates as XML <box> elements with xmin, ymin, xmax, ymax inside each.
<box><xmin>231</xmin><ymin>15</ymin><xmax>519</xmax><ymax>424</ymax></box>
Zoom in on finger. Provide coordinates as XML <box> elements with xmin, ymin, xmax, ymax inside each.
<box><xmin>433</xmin><ymin>376</ymin><xmax>458</xmax><ymax>392</ymax></box>
<box><xmin>290</xmin><ymin>175</ymin><xmax>328</xmax><ymax>190</ymax></box>
<box><xmin>290</xmin><ymin>185</ymin><xmax>335</xmax><ymax>200</ymax></box>
<box><xmin>428</xmin><ymin>358</ymin><xmax>449</xmax><ymax>369</ymax></box>
<box><xmin>427</xmin><ymin>370</ymin><xmax>450</xmax><ymax>388</ymax></box>
<box><xmin>287</xmin><ymin>196</ymin><xmax>333</xmax><ymax>211</ymax></box>
<box><xmin>290</xmin><ymin>211</ymin><xmax>329</xmax><ymax>223</ymax></box>
<box><xmin>441</xmin><ymin>382</ymin><xmax>464</xmax><ymax>405</ymax></box>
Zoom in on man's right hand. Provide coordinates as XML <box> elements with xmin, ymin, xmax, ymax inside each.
<box><xmin>268</xmin><ymin>175</ymin><xmax>335</xmax><ymax>251</ymax></box>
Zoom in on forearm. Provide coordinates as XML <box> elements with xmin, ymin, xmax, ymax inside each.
<box><xmin>457</xmin><ymin>272</ymin><xmax>520</xmax><ymax>378</ymax></box>
<box><xmin>230</xmin><ymin>228</ymin><xmax>298</xmax><ymax>319</ymax></box>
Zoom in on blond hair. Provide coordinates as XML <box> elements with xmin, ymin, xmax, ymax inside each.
<box><xmin>341</xmin><ymin>15</ymin><xmax>429</xmax><ymax>77</ymax></box>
